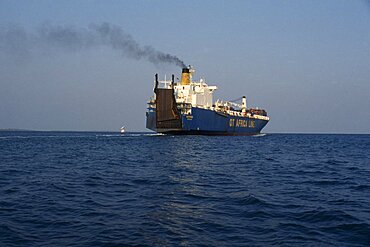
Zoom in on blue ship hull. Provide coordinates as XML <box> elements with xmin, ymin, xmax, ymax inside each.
<box><xmin>146</xmin><ymin>107</ymin><xmax>268</xmax><ymax>135</ymax></box>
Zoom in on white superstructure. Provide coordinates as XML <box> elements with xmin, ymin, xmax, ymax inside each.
<box><xmin>174</xmin><ymin>67</ymin><xmax>217</xmax><ymax>108</ymax></box>
<box><xmin>151</xmin><ymin>66</ymin><xmax>269</xmax><ymax>121</ymax></box>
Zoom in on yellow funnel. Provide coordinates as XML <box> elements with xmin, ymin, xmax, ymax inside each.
<box><xmin>181</xmin><ymin>68</ymin><xmax>191</xmax><ymax>85</ymax></box>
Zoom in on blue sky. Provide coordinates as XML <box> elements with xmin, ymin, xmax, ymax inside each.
<box><xmin>0</xmin><ymin>0</ymin><xmax>369</xmax><ymax>133</ymax></box>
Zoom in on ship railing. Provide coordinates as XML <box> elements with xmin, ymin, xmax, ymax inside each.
<box><xmin>248</xmin><ymin>114</ymin><xmax>269</xmax><ymax>121</ymax></box>
<box><xmin>221</xmin><ymin>109</ymin><xmax>269</xmax><ymax>120</ymax></box>
<box><xmin>157</xmin><ymin>80</ymin><xmax>174</xmax><ymax>89</ymax></box>
<box><xmin>177</xmin><ymin>103</ymin><xmax>192</xmax><ymax>114</ymax></box>
<box><xmin>147</xmin><ymin>97</ymin><xmax>156</xmax><ymax>109</ymax></box>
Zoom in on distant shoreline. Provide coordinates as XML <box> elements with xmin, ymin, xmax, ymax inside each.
<box><xmin>0</xmin><ymin>129</ymin><xmax>35</xmax><ymax>132</ymax></box>
<box><xmin>0</xmin><ymin>129</ymin><xmax>119</xmax><ymax>133</ymax></box>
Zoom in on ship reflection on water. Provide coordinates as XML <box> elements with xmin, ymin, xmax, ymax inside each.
<box><xmin>141</xmin><ymin>135</ymin><xmax>249</xmax><ymax>245</ymax></box>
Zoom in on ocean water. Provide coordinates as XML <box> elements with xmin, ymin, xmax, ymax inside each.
<box><xmin>0</xmin><ymin>132</ymin><xmax>369</xmax><ymax>246</ymax></box>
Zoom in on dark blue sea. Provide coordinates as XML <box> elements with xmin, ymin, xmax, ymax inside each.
<box><xmin>1</xmin><ymin>132</ymin><xmax>370</xmax><ymax>246</ymax></box>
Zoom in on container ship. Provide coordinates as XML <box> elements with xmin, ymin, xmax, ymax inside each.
<box><xmin>146</xmin><ymin>66</ymin><xmax>269</xmax><ymax>135</ymax></box>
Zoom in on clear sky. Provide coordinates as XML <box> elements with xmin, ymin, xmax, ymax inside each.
<box><xmin>0</xmin><ymin>0</ymin><xmax>369</xmax><ymax>133</ymax></box>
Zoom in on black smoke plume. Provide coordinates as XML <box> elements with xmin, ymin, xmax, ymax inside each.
<box><xmin>0</xmin><ymin>23</ymin><xmax>186</xmax><ymax>68</ymax></box>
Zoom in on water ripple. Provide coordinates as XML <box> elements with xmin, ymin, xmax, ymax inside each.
<box><xmin>0</xmin><ymin>132</ymin><xmax>369</xmax><ymax>246</ymax></box>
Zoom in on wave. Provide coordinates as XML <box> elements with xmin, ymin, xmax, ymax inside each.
<box><xmin>96</xmin><ymin>133</ymin><xmax>164</xmax><ymax>137</ymax></box>
<box><xmin>1</xmin><ymin>133</ymin><xmax>369</xmax><ymax>246</ymax></box>
<box><xmin>252</xmin><ymin>133</ymin><xmax>267</xmax><ymax>137</ymax></box>
<box><xmin>294</xmin><ymin>209</ymin><xmax>359</xmax><ymax>224</ymax></box>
